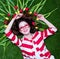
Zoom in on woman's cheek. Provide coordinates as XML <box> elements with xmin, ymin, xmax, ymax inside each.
<box><xmin>21</xmin><ymin>28</ymin><xmax>30</xmax><ymax>34</ymax></box>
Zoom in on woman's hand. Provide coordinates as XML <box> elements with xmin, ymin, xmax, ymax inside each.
<box><xmin>5</xmin><ymin>13</ymin><xmax>23</xmax><ymax>33</ymax></box>
<box><xmin>37</xmin><ymin>14</ymin><xmax>45</xmax><ymax>21</ymax></box>
<box><xmin>13</xmin><ymin>13</ymin><xmax>23</xmax><ymax>20</ymax></box>
<box><xmin>37</xmin><ymin>14</ymin><xmax>57</xmax><ymax>31</ymax></box>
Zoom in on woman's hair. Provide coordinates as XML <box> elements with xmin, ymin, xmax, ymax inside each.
<box><xmin>11</xmin><ymin>13</ymin><xmax>37</xmax><ymax>36</ymax></box>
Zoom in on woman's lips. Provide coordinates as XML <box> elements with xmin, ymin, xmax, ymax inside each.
<box><xmin>23</xmin><ymin>29</ymin><xmax>28</xmax><ymax>32</ymax></box>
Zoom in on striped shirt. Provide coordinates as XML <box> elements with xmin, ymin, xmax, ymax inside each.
<box><xmin>5</xmin><ymin>27</ymin><xmax>57</xmax><ymax>59</ymax></box>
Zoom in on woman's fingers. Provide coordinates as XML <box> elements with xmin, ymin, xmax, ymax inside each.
<box><xmin>37</xmin><ymin>14</ymin><xmax>45</xmax><ymax>20</ymax></box>
<box><xmin>37</xmin><ymin>14</ymin><xmax>43</xmax><ymax>18</ymax></box>
<box><xmin>15</xmin><ymin>13</ymin><xmax>23</xmax><ymax>19</ymax></box>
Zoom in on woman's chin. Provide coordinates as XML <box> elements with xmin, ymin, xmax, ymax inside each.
<box><xmin>20</xmin><ymin>28</ymin><xmax>30</xmax><ymax>35</ymax></box>
<box><xmin>23</xmin><ymin>31</ymin><xmax>30</xmax><ymax>35</ymax></box>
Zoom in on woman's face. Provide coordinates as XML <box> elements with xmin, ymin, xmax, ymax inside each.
<box><xmin>19</xmin><ymin>21</ymin><xmax>30</xmax><ymax>35</ymax></box>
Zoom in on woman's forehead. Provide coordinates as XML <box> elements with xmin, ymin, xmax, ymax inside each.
<box><xmin>19</xmin><ymin>21</ymin><xmax>28</xmax><ymax>27</ymax></box>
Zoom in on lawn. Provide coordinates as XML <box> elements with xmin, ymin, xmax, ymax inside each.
<box><xmin>0</xmin><ymin>0</ymin><xmax>60</xmax><ymax>59</ymax></box>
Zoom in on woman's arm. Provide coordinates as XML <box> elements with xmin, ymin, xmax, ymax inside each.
<box><xmin>5</xmin><ymin>13</ymin><xmax>23</xmax><ymax>33</ymax></box>
<box><xmin>4</xmin><ymin>13</ymin><xmax>23</xmax><ymax>47</ymax></box>
<box><xmin>37</xmin><ymin>14</ymin><xmax>57</xmax><ymax>39</ymax></box>
<box><xmin>37</xmin><ymin>14</ymin><xmax>57</xmax><ymax>31</ymax></box>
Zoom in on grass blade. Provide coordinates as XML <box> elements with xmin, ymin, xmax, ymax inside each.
<box><xmin>34</xmin><ymin>0</ymin><xmax>43</xmax><ymax>12</ymax></box>
<box><xmin>23</xmin><ymin>0</ymin><xmax>24</xmax><ymax>8</ymax></box>
<box><xmin>9</xmin><ymin>0</ymin><xmax>15</xmax><ymax>6</ymax></box>
<box><xmin>0</xmin><ymin>8</ymin><xmax>7</xmax><ymax>14</ymax></box>
<box><xmin>6</xmin><ymin>0</ymin><xmax>11</xmax><ymax>14</ymax></box>
<box><xmin>37</xmin><ymin>0</ymin><xmax>47</xmax><ymax>13</ymax></box>
<box><xmin>0</xmin><ymin>35</ymin><xmax>6</xmax><ymax>40</ymax></box>
<box><xmin>0</xmin><ymin>1</ymin><xmax>9</xmax><ymax>13</ymax></box>
<box><xmin>44</xmin><ymin>8</ymin><xmax>58</xmax><ymax>18</ymax></box>
<box><xmin>29</xmin><ymin>0</ymin><xmax>35</xmax><ymax>8</ymax></box>
<box><xmin>18</xmin><ymin>0</ymin><xmax>23</xmax><ymax>9</ymax></box>
<box><xmin>0</xmin><ymin>13</ymin><xmax>5</xmax><ymax>18</ymax></box>
<box><xmin>9</xmin><ymin>3</ymin><xmax>16</xmax><ymax>12</ymax></box>
<box><xmin>17</xmin><ymin>0</ymin><xmax>19</xmax><ymax>10</ymax></box>
<box><xmin>25</xmin><ymin>0</ymin><xmax>31</xmax><ymax>7</ymax></box>
<box><xmin>30</xmin><ymin>3</ymin><xmax>39</xmax><ymax>12</ymax></box>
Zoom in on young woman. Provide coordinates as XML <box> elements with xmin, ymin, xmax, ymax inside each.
<box><xmin>5</xmin><ymin>13</ymin><xmax>57</xmax><ymax>59</ymax></box>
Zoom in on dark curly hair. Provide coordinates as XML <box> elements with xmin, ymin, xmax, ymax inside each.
<box><xmin>11</xmin><ymin>13</ymin><xmax>37</xmax><ymax>36</ymax></box>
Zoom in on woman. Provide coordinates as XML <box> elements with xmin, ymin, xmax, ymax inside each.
<box><xmin>5</xmin><ymin>13</ymin><xmax>57</xmax><ymax>59</ymax></box>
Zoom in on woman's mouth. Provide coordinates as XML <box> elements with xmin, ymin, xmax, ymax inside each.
<box><xmin>23</xmin><ymin>29</ymin><xmax>28</xmax><ymax>32</ymax></box>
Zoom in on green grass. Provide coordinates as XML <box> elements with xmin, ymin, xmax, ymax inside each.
<box><xmin>0</xmin><ymin>0</ymin><xmax>60</xmax><ymax>59</ymax></box>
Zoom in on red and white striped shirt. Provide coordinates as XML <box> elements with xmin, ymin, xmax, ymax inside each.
<box><xmin>5</xmin><ymin>27</ymin><xmax>57</xmax><ymax>59</ymax></box>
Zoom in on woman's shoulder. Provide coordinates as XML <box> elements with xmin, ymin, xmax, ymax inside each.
<box><xmin>33</xmin><ymin>31</ymin><xmax>41</xmax><ymax>36</ymax></box>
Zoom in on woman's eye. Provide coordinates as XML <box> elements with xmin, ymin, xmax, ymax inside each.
<box><xmin>19</xmin><ymin>24</ymin><xmax>29</xmax><ymax>30</ymax></box>
<box><xmin>25</xmin><ymin>24</ymin><xmax>28</xmax><ymax>26</ymax></box>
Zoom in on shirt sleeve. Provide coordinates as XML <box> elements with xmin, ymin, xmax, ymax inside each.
<box><xmin>5</xmin><ymin>30</ymin><xmax>22</xmax><ymax>47</ymax></box>
<box><xmin>42</xmin><ymin>27</ymin><xmax>57</xmax><ymax>39</ymax></box>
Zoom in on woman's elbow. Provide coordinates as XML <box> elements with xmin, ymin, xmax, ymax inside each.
<box><xmin>54</xmin><ymin>27</ymin><xmax>57</xmax><ymax>32</ymax></box>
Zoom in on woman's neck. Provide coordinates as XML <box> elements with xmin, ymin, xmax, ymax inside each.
<box><xmin>24</xmin><ymin>33</ymin><xmax>33</xmax><ymax>39</ymax></box>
